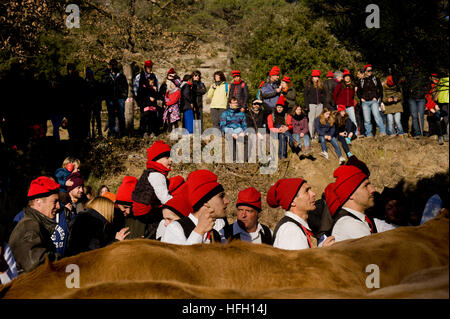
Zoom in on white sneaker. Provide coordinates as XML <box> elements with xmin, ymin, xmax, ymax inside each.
<box><xmin>320</xmin><ymin>151</ymin><xmax>329</xmax><ymax>159</ymax></box>
<box><xmin>339</xmin><ymin>156</ymin><xmax>346</xmax><ymax>165</ymax></box>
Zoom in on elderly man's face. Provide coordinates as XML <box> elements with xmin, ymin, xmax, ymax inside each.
<box><xmin>34</xmin><ymin>194</ymin><xmax>60</xmax><ymax>219</ymax></box>
<box><xmin>237</xmin><ymin>205</ymin><xmax>259</xmax><ymax>232</ymax></box>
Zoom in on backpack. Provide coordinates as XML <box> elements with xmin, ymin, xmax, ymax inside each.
<box><xmin>256</xmin><ymin>80</ymin><xmax>265</xmax><ymax>100</ymax></box>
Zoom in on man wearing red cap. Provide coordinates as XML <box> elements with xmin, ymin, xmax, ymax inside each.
<box><xmin>228</xmin><ymin>70</ymin><xmax>249</xmax><ymax>111</ymax></box>
<box><xmin>261</xmin><ymin>66</ymin><xmax>282</xmax><ymax>111</ymax></box>
<box><xmin>162</xmin><ymin>169</ymin><xmax>230</xmax><ymax>245</ymax></box>
<box><xmin>229</xmin><ymin>187</ymin><xmax>272</xmax><ymax>245</ymax></box>
<box><xmin>9</xmin><ymin>177</ymin><xmax>62</xmax><ymax>273</ymax></box>
<box><xmin>325</xmin><ymin>164</ymin><xmax>393</xmax><ymax>242</ymax></box>
<box><xmin>268</xmin><ymin>178</ymin><xmax>335</xmax><ymax>250</ymax></box>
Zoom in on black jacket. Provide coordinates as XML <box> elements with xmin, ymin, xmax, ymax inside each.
<box><xmin>245</xmin><ymin>109</ymin><xmax>267</xmax><ymax>130</ymax></box>
<box><xmin>180</xmin><ymin>82</ymin><xmax>194</xmax><ymax>112</ymax></box>
<box><xmin>136</xmin><ymin>71</ymin><xmax>158</xmax><ymax>107</ymax></box>
<box><xmin>357</xmin><ymin>75</ymin><xmax>383</xmax><ymax>101</ymax></box>
<box><xmin>228</xmin><ymin>81</ymin><xmax>249</xmax><ymax>108</ymax></box>
<box><xmin>102</xmin><ymin>69</ymin><xmax>128</xmax><ymax>100</ymax></box>
<box><xmin>304</xmin><ymin>84</ymin><xmax>326</xmax><ymax>106</ymax></box>
<box><xmin>66</xmin><ymin>208</ymin><xmax>116</xmax><ymax>256</ymax></box>
<box><xmin>323</xmin><ymin>78</ymin><xmax>338</xmax><ymax>108</ymax></box>
<box><xmin>192</xmin><ymin>80</ymin><xmax>207</xmax><ymax>109</ymax></box>
<box><xmin>9</xmin><ymin>206</ymin><xmax>60</xmax><ymax>273</ymax></box>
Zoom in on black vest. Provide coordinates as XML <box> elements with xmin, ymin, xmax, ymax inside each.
<box><xmin>228</xmin><ymin>222</ymin><xmax>273</xmax><ymax>245</ymax></box>
<box><xmin>176</xmin><ymin>217</ymin><xmax>222</xmax><ymax>243</ymax></box>
<box><xmin>332</xmin><ymin>209</ymin><xmax>378</xmax><ymax>234</ymax></box>
<box><xmin>273</xmin><ymin>216</ymin><xmax>312</xmax><ymax>248</ymax></box>
<box><xmin>132</xmin><ymin>168</ymin><xmax>169</xmax><ymax>206</ymax></box>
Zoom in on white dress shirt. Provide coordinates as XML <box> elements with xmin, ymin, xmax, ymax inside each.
<box><xmin>161</xmin><ymin>214</ymin><xmax>225</xmax><ymax>245</ymax></box>
<box><xmin>232</xmin><ymin>222</ymin><xmax>272</xmax><ymax>244</ymax></box>
<box><xmin>332</xmin><ymin>207</ymin><xmax>372</xmax><ymax>242</ymax></box>
<box><xmin>148</xmin><ymin>172</ymin><xmax>172</xmax><ymax>204</ymax></box>
<box><xmin>273</xmin><ymin>211</ymin><xmax>311</xmax><ymax>250</ymax></box>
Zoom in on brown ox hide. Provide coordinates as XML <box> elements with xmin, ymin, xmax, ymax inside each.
<box><xmin>1</xmin><ymin>210</ymin><xmax>448</xmax><ymax>299</ymax></box>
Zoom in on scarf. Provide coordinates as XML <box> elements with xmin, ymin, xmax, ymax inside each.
<box><xmin>146</xmin><ymin>161</ymin><xmax>171</xmax><ymax>177</ymax></box>
<box><xmin>292</xmin><ymin>113</ymin><xmax>305</xmax><ymax>121</ymax></box>
<box><xmin>233</xmin><ymin>79</ymin><xmax>242</xmax><ymax>85</ymax></box>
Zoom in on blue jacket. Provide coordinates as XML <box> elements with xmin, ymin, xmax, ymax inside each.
<box><xmin>314</xmin><ymin>117</ymin><xmax>336</xmax><ymax>137</ymax></box>
<box><xmin>220</xmin><ymin>108</ymin><xmax>248</xmax><ymax>134</ymax></box>
<box><xmin>55</xmin><ymin>167</ymin><xmax>71</xmax><ymax>192</ymax></box>
<box><xmin>261</xmin><ymin>80</ymin><xmax>280</xmax><ymax>111</ymax></box>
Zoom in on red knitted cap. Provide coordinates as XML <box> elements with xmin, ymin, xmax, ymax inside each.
<box><xmin>236</xmin><ymin>187</ymin><xmax>261</xmax><ymax>212</ymax></box>
<box><xmin>326</xmin><ymin>71</ymin><xmax>334</xmax><ymax>78</ymax></box>
<box><xmin>386</xmin><ymin>75</ymin><xmax>394</xmax><ymax>86</ymax></box>
<box><xmin>325</xmin><ymin>165</ymin><xmax>368</xmax><ymax>215</ymax></box>
<box><xmin>276</xmin><ymin>95</ymin><xmax>286</xmax><ymax>107</ymax></box>
<box><xmin>266</xmin><ymin>178</ymin><xmax>305</xmax><ymax>211</ymax></box>
<box><xmin>269</xmin><ymin>66</ymin><xmax>280</xmax><ymax>76</ymax></box>
<box><xmin>27</xmin><ymin>176</ymin><xmax>60</xmax><ymax>200</ymax></box>
<box><xmin>364</xmin><ymin>64</ymin><xmax>372</xmax><ymax>71</ymax></box>
<box><xmin>167</xmin><ymin>67</ymin><xmax>176</xmax><ymax>75</ymax></box>
<box><xmin>116</xmin><ymin>176</ymin><xmax>137</xmax><ymax>205</ymax></box>
<box><xmin>144</xmin><ymin>60</ymin><xmax>153</xmax><ymax>67</ymax></box>
<box><xmin>168</xmin><ymin>175</ymin><xmax>185</xmax><ymax>194</ymax></box>
<box><xmin>163</xmin><ymin>192</ymin><xmax>192</xmax><ymax>218</ymax></box>
<box><xmin>232</xmin><ymin>70</ymin><xmax>241</xmax><ymax>77</ymax></box>
<box><xmin>337</xmin><ymin>104</ymin><xmax>346</xmax><ymax>112</ymax></box>
<box><xmin>282</xmin><ymin>76</ymin><xmax>290</xmax><ymax>83</ymax></box>
<box><xmin>187</xmin><ymin>170</ymin><xmax>224</xmax><ymax>212</ymax></box>
<box><xmin>343</xmin><ymin>69</ymin><xmax>351</xmax><ymax>77</ymax></box>
<box><xmin>146</xmin><ymin>140</ymin><xmax>171</xmax><ymax>165</ymax></box>
<box><xmin>312</xmin><ymin>69</ymin><xmax>321</xmax><ymax>77</ymax></box>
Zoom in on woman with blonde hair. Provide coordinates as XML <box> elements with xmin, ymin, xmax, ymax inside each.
<box><xmin>314</xmin><ymin>107</ymin><xmax>345</xmax><ymax>164</ymax></box>
<box><xmin>66</xmin><ymin>197</ymin><xmax>129</xmax><ymax>256</ymax></box>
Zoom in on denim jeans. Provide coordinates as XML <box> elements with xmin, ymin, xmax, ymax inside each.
<box><xmin>386</xmin><ymin>112</ymin><xmax>404</xmax><ymax>135</ymax></box>
<box><xmin>308</xmin><ymin>104</ymin><xmax>323</xmax><ymax>137</ymax></box>
<box><xmin>183</xmin><ymin>109</ymin><xmax>194</xmax><ymax>134</ymax></box>
<box><xmin>277</xmin><ymin>130</ymin><xmax>292</xmax><ymax>159</ymax></box>
<box><xmin>408</xmin><ymin>98</ymin><xmax>425</xmax><ymax>136</ymax></box>
<box><xmin>106</xmin><ymin>99</ymin><xmax>126</xmax><ymax>137</ymax></box>
<box><xmin>50</xmin><ymin>114</ymin><xmax>64</xmax><ymax>141</ymax></box>
<box><xmin>292</xmin><ymin>133</ymin><xmax>311</xmax><ymax>148</ymax></box>
<box><xmin>319</xmin><ymin>136</ymin><xmax>342</xmax><ymax>157</ymax></box>
<box><xmin>362</xmin><ymin>100</ymin><xmax>386</xmax><ymax>136</ymax></box>
<box><xmin>345</xmin><ymin>106</ymin><xmax>358</xmax><ymax>134</ymax></box>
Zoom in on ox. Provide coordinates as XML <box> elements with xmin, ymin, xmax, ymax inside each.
<box><xmin>1</xmin><ymin>210</ymin><xmax>448</xmax><ymax>299</ymax></box>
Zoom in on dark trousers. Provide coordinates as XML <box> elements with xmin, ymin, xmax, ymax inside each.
<box><xmin>337</xmin><ymin>135</ymin><xmax>351</xmax><ymax>155</ymax></box>
<box><xmin>142</xmin><ymin>111</ymin><xmax>159</xmax><ymax>135</ymax></box>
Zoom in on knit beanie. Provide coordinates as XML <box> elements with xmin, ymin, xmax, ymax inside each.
<box><xmin>326</xmin><ymin>71</ymin><xmax>334</xmax><ymax>78</ymax></box>
<box><xmin>66</xmin><ymin>172</ymin><xmax>84</xmax><ymax>192</ymax></box>
<box><xmin>187</xmin><ymin>170</ymin><xmax>224</xmax><ymax>212</ymax></box>
<box><xmin>312</xmin><ymin>69</ymin><xmax>321</xmax><ymax>77</ymax></box>
<box><xmin>168</xmin><ymin>175</ymin><xmax>185</xmax><ymax>194</ymax></box>
<box><xmin>232</xmin><ymin>70</ymin><xmax>241</xmax><ymax>77</ymax></box>
<box><xmin>282</xmin><ymin>76</ymin><xmax>290</xmax><ymax>83</ymax></box>
<box><xmin>146</xmin><ymin>140</ymin><xmax>171</xmax><ymax>166</ymax></box>
<box><xmin>269</xmin><ymin>66</ymin><xmax>280</xmax><ymax>76</ymax></box>
<box><xmin>144</xmin><ymin>60</ymin><xmax>153</xmax><ymax>67</ymax></box>
<box><xmin>163</xmin><ymin>193</ymin><xmax>192</xmax><ymax>219</ymax></box>
<box><xmin>27</xmin><ymin>176</ymin><xmax>60</xmax><ymax>200</ymax></box>
<box><xmin>337</xmin><ymin>104</ymin><xmax>346</xmax><ymax>112</ymax></box>
<box><xmin>324</xmin><ymin>165</ymin><xmax>368</xmax><ymax>215</ymax></box>
<box><xmin>116</xmin><ymin>176</ymin><xmax>138</xmax><ymax>206</ymax></box>
<box><xmin>266</xmin><ymin>178</ymin><xmax>305</xmax><ymax>211</ymax></box>
<box><xmin>343</xmin><ymin>69</ymin><xmax>351</xmax><ymax>77</ymax></box>
<box><xmin>276</xmin><ymin>95</ymin><xmax>286</xmax><ymax>107</ymax></box>
<box><xmin>364</xmin><ymin>64</ymin><xmax>372</xmax><ymax>71</ymax></box>
<box><xmin>236</xmin><ymin>187</ymin><xmax>261</xmax><ymax>212</ymax></box>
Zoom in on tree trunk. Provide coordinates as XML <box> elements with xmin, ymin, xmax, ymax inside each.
<box><xmin>123</xmin><ymin>62</ymin><xmax>134</xmax><ymax>133</ymax></box>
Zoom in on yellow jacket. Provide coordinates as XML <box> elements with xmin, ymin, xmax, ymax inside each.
<box><xmin>437</xmin><ymin>77</ymin><xmax>449</xmax><ymax>104</ymax></box>
<box><xmin>207</xmin><ymin>82</ymin><xmax>229</xmax><ymax>109</ymax></box>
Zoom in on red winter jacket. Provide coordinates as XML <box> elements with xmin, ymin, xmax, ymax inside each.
<box><xmin>333</xmin><ymin>82</ymin><xmax>355</xmax><ymax>107</ymax></box>
<box><xmin>425</xmin><ymin>83</ymin><xmax>437</xmax><ymax>111</ymax></box>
